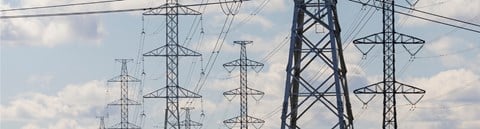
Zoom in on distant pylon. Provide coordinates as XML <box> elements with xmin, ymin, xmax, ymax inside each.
<box><xmin>177</xmin><ymin>107</ymin><xmax>202</xmax><ymax>129</ymax></box>
<box><xmin>280</xmin><ymin>0</ymin><xmax>354</xmax><ymax>129</ymax></box>
<box><xmin>97</xmin><ymin>116</ymin><xmax>106</xmax><ymax>129</ymax></box>
<box><xmin>107</xmin><ymin>59</ymin><xmax>141</xmax><ymax>129</ymax></box>
<box><xmin>223</xmin><ymin>41</ymin><xmax>265</xmax><ymax>129</ymax></box>
<box><xmin>352</xmin><ymin>0</ymin><xmax>426</xmax><ymax>129</ymax></box>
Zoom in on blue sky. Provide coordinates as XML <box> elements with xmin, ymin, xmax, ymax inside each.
<box><xmin>1</xmin><ymin>0</ymin><xmax>480</xmax><ymax>129</ymax></box>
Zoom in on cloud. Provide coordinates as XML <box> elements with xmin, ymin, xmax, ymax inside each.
<box><xmin>1</xmin><ymin>80</ymin><xmax>106</xmax><ymax>129</ymax></box>
<box><xmin>0</xmin><ymin>0</ymin><xmax>110</xmax><ymax>47</ymax></box>
<box><xmin>399</xmin><ymin>68</ymin><xmax>480</xmax><ymax>129</ymax></box>
<box><xmin>27</xmin><ymin>74</ymin><xmax>54</xmax><ymax>87</ymax></box>
<box><xmin>401</xmin><ymin>0</ymin><xmax>480</xmax><ymax>26</ymax></box>
<box><xmin>20</xmin><ymin>118</ymin><xmax>97</xmax><ymax>129</ymax></box>
<box><xmin>1</xmin><ymin>16</ymin><xmax>105</xmax><ymax>47</ymax></box>
<box><xmin>424</xmin><ymin>36</ymin><xmax>476</xmax><ymax>68</ymax></box>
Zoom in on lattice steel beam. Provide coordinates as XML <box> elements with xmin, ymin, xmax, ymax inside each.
<box><xmin>280</xmin><ymin>0</ymin><xmax>354</xmax><ymax>129</ymax></box>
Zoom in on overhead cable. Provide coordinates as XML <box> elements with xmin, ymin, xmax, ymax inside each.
<box><xmin>1</xmin><ymin>0</ymin><xmax>125</xmax><ymax>12</ymax></box>
<box><xmin>392</xmin><ymin>2</ymin><xmax>480</xmax><ymax>28</ymax></box>
<box><xmin>0</xmin><ymin>0</ymin><xmax>250</xmax><ymax>19</ymax></box>
<box><xmin>349</xmin><ymin>0</ymin><xmax>480</xmax><ymax>34</ymax></box>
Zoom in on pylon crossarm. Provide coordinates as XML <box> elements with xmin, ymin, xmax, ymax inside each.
<box><xmin>143</xmin><ymin>4</ymin><xmax>201</xmax><ymax>15</ymax></box>
<box><xmin>108</xmin><ymin>98</ymin><xmax>141</xmax><ymax>105</ymax></box>
<box><xmin>353</xmin><ymin>32</ymin><xmax>425</xmax><ymax>44</ymax></box>
<box><xmin>223</xmin><ymin>87</ymin><xmax>265</xmax><ymax>95</ymax></box>
<box><xmin>353</xmin><ymin>32</ymin><xmax>384</xmax><ymax>44</ymax></box>
<box><xmin>178</xmin><ymin>86</ymin><xmax>202</xmax><ymax>98</ymax></box>
<box><xmin>223</xmin><ymin>59</ymin><xmax>264</xmax><ymax>67</ymax></box>
<box><xmin>395</xmin><ymin>82</ymin><xmax>426</xmax><ymax>94</ymax></box>
<box><xmin>143</xmin><ymin>45</ymin><xmax>202</xmax><ymax>56</ymax></box>
<box><xmin>223</xmin><ymin>116</ymin><xmax>265</xmax><ymax>124</ymax></box>
<box><xmin>108</xmin><ymin>122</ymin><xmax>141</xmax><ymax>129</ymax></box>
<box><xmin>108</xmin><ymin>75</ymin><xmax>141</xmax><ymax>82</ymax></box>
<box><xmin>143</xmin><ymin>87</ymin><xmax>167</xmax><ymax>98</ymax></box>
<box><xmin>393</xmin><ymin>32</ymin><xmax>425</xmax><ymax>44</ymax></box>
<box><xmin>143</xmin><ymin>86</ymin><xmax>202</xmax><ymax>98</ymax></box>
<box><xmin>223</xmin><ymin>59</ymin><xmax>241</xmax><ymax>72</ymax></box>
<box><xmin>353</xmin><ymin>82</ymin><xmax>383</xmax><ymax>94</ymax></box>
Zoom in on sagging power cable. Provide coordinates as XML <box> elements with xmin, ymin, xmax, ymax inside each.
<box><xmin>1</xmin><ymin>0</ymin><xmax>125</xmax><ymax>12</ymax></box>
<box><xmin>0</xmin><ymin>0</ymin><xmax>251</xmax><ymax>19</ymax></box>
<box><xmin>349</xmin><ymin>0</ymin><xmax>480</xmax><ymax>34</ymax></box>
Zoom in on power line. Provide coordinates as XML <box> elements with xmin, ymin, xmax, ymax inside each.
<box><xmin>1</xmin><ymin>7</ymin><xmax>152</xmax><ymax>19</ymax></box>
<box><xmin>392</xmin><ymin>1</ymin><xmax>480</xmax><ymax>28</ymax></box>
<box><xmin>348</xmin><ymin>0</ymin><xmax>480</xmax><ymax>34</ymax></box>
<box><xmin>1</xmin><ymin>0</ymin><xmax>125</xmax><ymax>12</ymax></box>
<box><xmin>0</xmin><ymin>0</ymin><xmax>251</xmax><ymax>19</ymax></box>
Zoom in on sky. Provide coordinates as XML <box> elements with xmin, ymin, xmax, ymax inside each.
<box><xmin>1</xmin><ymin>0</ymin><xmax>480</xmax><ymax>129</ymax></box>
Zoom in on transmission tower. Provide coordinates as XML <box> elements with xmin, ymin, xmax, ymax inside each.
<box><xmin>177</xmin><ymin>107</ymin><xmax>202</xmax><ymax>129</ymax></box>
<box><xmin>223</xmin><ymin>41</ymin><xmax>265</xmax><ymax>129</ymax></box>
<box><xmin>97</xmin><ymin>116</ymin><xmax>106</xmax><ymax>129</ymax></box>
<box><xmin>280</xmin><ymin>0</ymin><xmax>354</xmax><ymax>129</ymax></box>
<box><xmin>352</xmin><ymin>0</ymin><xmax>426</xmax><ymax>129</ymax></box>
<box><xmin>107</xmin><ymin>59</ymin><xmax>141</xmax><ymax>129</ymax></box>
<box><xmin>141</xmin><ymin>0</ymin><xmax>202</xmax><ymax>129</ymax></box>
<box><xmin>140</xmin><ymin>0</ymin><xmax>250</xmax><ymax>128</ymax></box>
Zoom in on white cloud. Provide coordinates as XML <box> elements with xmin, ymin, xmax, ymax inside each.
<box><xmin>1</xmin><ymin>16</ymin><xmax>105</xmax><ymax>47</ymax></box>
<box><xmin>401</xmin><ymin>0</ymin><xmax>480</xmax><ymax>26</ymax></box>
<box><xmin>234</xmin><ymin>13</ymin><xmax>274</xmax><ymax>29</ymax></box>
<box><xmin>27</xmin><ymin>74</ymin><xmax>54</xmax><ymax>87</ymax></box>
<box><xmin>1</xmin><ymin>80</ymin><xmax>107</xmax><ymax>129</ymax></box>
<box><xmin>399</xmin><ymin>68</ymin><xmax>480</xmax><ymax>129</ymax></box>
<box><xmin>0</xmin><ymin>0</ymin><xmax>111</xmax><ymax>47</ymax></box>
<box><xmin>425</xmin><ymin>36</ymin><xmax>476</xmax><ymax>68</ymax></box>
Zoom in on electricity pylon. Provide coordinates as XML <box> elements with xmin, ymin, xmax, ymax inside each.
<box><xmin>141</xmin><ymin>1</ymin><xmax>202</xmax><ymax>129</ymax></box>
<box><xmin>280</xmin><ymin>0</ymin><xmax>354</xmax><ymax>129</ymax></box>
<box><xmin>352</xmin><ymin>0</ymin><xmax>426</xmax><ymax>129</ymax></box>
<box><xmin>107</xmin><ymin>59</ymin><xmax>141</xmax><ymax>129</ymax></box>
<box><xmin>141</xmin><ymin>0</ymin><xmax>249</xmax><ymax>129</ymax></box>
<box><xmin>177</xmin><ymin>107</ymin><xmax>202</xmax><ymax>129</ymax></box>
<box><xmin>223</xmin><ymin>41</ymin><xmax>265</xmax><ymax>129</ymax></box>
<box><xmin>97</xmin><ymin>116</ymin><xmax>106</xmax><ymax>129</ymax></box>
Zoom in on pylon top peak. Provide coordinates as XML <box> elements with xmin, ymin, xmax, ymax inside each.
<box><xmin>233</xmin><ymin>40</ymin><xmax>253</xmax><ymax>45</ymax></box>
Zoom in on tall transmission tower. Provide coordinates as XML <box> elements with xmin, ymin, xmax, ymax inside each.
<box><xmin>280</xmin><ymin>0</ymin><xmax>354</xmax><ymax>129</ymax></box>
<box><xmin>352</xmin><ymin>0</ymin><xmax>426</xmax><ymax>129</ymax></box>
<box><xmin>141</xmin><ymin>0</ymin><xmax>202</xmax><ymax>129</ymax></box>
<box><xmin>107</xmin><ymin>59</ymin><xmax>141</xmax><ymax>129</ymax></box>
<box><xmin>177</xmin><ymin>107</ymin><xmax>203</xmax><ymax>129</ymax></box>
<box><xmin>141</xmin><ymin>0</ymin><xmax>248</xmax><ymax>129</ymax></box>
<box><xmin>223</xmin><ymin>41</ymin><xmax>265</xmax><ymax>129</ymax></box>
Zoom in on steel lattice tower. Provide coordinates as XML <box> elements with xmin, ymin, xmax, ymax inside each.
<box><xmin>223</xmin><ymin>41</ymin><xmax>265</xmax><ymax>129</ymax></box>
<box><xmin>98</xmin><ymin>116</ymin><xmax>106</xmax><ymax>129</ymax></box>
<box><xmin>177</xmin><ymin>107</ymin><xmax>202</xmax><ymax>129</ymax></box>
<box><xmin>280</xmin><ymin>0</ymin><xmax>354</xmax><ymax>129</ymax></box>
<box><xmin>352</xmin><ymin>0</ymin><xmax>426</xmax><ymax>129</ymax></box>
<box><xmin>108</xmin><ymin>59</ymin><xmax>141</xmax><ymax>129</ymax></box>
<box><xmin>142</xmin><ymin>0</ymin><xmax>202</xmax><ymax>129</ymax></box>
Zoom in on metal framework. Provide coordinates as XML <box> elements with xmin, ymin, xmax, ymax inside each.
<box><xmin>98</xmin><ymin>116</ymin><xmax>106</xmax><ymax>129</ymax></box>
<box><xmin>107</xmin><ymin>59</ymin><xmax>141</xmax><ymax>129</ymax></box>
<box><xmin>223</xmin><ymin>41</ymin><xmax>265</xmax><ymax>129</ymax></box>
<box><xmin>280</xmin><ymin>0</ymin><xmax>354</xmax><ymax>129</ymax></box>
<box><xmin>141</xmin><ymin>1</ymin><xmax>251</xmax><ymax>129</ymax></box>
<box><xmin>352</xmin><ymin>0</ymin><xmax>426</xmax><ymax>129</ymax></box>
<box><xmin>177</xmin><ymin>107</ymin><xmax>203</xmax><ymax>129</ymax></box>
<box><xmin>142</xmin><ymin>0</ymin><xmax>202</xmax><ymax>129</ymax></box>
